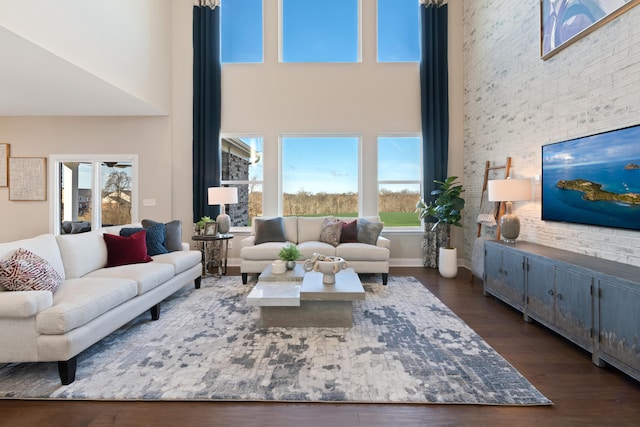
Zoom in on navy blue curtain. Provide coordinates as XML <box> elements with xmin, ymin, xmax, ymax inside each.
<box><xmin>420</xmin><ymin>1</ymin><xmax>449</xmax><ymax>203</ymax></box>
<box><xmin>193</xmin><ymin>3</ymin><xmax>221</xmax><ymax>222</ymax></box>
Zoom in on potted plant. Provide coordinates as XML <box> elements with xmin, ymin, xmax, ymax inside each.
<box><xmin>196</xmin><ymin>216</ymin><xmax>212</xmax><ymax>234</ymax></box>
<box><xmin>278</xmin><ymin>243</ymin><xmax>302</xmax><ymax>270</ymax></box>
<box><xmin>415</xmin><ymin>176</ymin><xmax>465</xmax><ymax>277</ymax></box>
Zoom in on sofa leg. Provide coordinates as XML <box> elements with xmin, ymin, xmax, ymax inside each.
<box><xmin>195</xmin><ymin>276</ymin><xmax>202</xmax><ymax>289</ymax></box>
<box><xmin>382</xmin><ymin>273</ymin><xmax>388</xmax><ymax>286</ymax></box>
<box><xmin>242</xmin><ymin>273</ymin><xmax>248</xmax><ymax>284</ymax></box>
<box><xmin>58</xmin><ymin>357</ymin><xmax>77</xmax><ymax>385</ymax></box>
<box><xmin>150</xmin><ymin>303</ymin><xmax>161</xmax><ymax>320</ymax></box>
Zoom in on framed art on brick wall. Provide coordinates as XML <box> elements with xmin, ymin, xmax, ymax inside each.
<box><xmin>9</xmin><ymin>157</ymin><xmax>47</xmax><ymax>201</ymax></box>
<box><xmin>0</xmin><ymin>143</ymin><xmax>8</xmax><ymax>187</ymax></box>
<box><xmin>541</xmin><ymin>0</ymin><xmax>640</xmax><ymax>59</ymax></box>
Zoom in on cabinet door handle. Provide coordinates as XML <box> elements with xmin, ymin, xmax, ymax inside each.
<box><xmin>547</xmin><ymin>289</ymin><xmax>554</xmax><ymax>296</ymax></box>
<box><xmin>557</xmin><ymin>293</ymin><xmax>563</xmax><ymax>300</ymax></box>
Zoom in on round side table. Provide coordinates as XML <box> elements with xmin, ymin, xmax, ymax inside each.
<box><xmin>191</xmin><ymin>233</ymin><xmax>234</xmax><ymax>277</ymax></box>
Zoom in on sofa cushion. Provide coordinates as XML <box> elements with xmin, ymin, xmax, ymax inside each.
<box><xmin>0</xmin><ymin>248</ymin><xmax>63</xmax><ymax>293</ymax></box>
<box><xmin>241</xmin><ymin>241</ymin><xmax>290</xmax><ymax>261</ymax></box>
<box><xmin>297</xmin><ymin>217</ymin><xmax>331</xmax><ymax>243</ymax></box>
<box><xmin>319</xmin><ymin>218</ymin><xmax>342</xmax><ymax>247</ymax></box>
<box><xmin>254</xmin><ymin>217</ymin><xmax>287</xmax><ymax>245</ymax></box>
<box><xmin>103</xmin><ymin>231</ymin><xmax>153</xmax><ymax>268</ymax></box>
<box><xmin>36</xmin><ymin>278</ymin><xmax>137</xmax><ymax>334</ymax></box>
<box><xmin>84</xmin><ymin>262</ymin><xmax>175</xmax><ymax>295</ymax></box>
<box><xmin>297</xmin><ymin>241</ymin><xmax>336</xmax><ymax>259</ymax></box>
<box><xmin>152</xmin><ymin>250</ymin><xmax>201</xmax><ymax>275</ymax></box>
<box><xmin>340</xmin><ymin>220</ymin><xmax>358</xmax><ymax>243</ymax></box>
<box><xmin>120</xmin><ymin>223</ymin><xmax>169</xmax><ymax>256</ymax></box>
<box><xmin>56</xmin><ymin>232</ymin><xmax>108</xmax><ymax>279</ymax></box>
<box><xmin>0</xmin><ymin>290</ymin><xmax>52</xmax><ymax>318</ymax></box>
<box><xmin>336</xmin><ymin>243</ymin><xmax>390</xmax><ymax>261</ymax></box>
<box><xmin>0</xmin><ymin>235</ymin><xmax>66</xmax><ymax>289</ymax></box>
<box><xmin>142</xmin><ymin>219</ymin><xmax>183</xmax><ymax>252</ymax></box>
<box><xmin>357</xmin><ymin>218</ymin><xmax>384</xmax><ymax>245</ymax></box>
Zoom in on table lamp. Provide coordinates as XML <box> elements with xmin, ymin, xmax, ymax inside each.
<box><xmin>208</xmin><ymin>186</ymin><xmax>238</xmax><ymax>235</ymax></box>
<box><xmin>487</xmin><ymin>178</ymin><xmax>532</xmax><ymax>243</ymax></box>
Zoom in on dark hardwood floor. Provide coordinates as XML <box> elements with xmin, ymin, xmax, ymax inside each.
<box><xmin>1</xmin><ymin>267</ymin><xmax>639</xmax><ymax>427</ymax></box>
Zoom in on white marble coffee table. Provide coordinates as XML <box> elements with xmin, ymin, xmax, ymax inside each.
<box><xmin>246</xmin><ymin>267</ymin><xmax>365</xmax><ymax>328</ymax></box>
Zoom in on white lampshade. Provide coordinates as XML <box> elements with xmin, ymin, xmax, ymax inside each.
<box><xmin>208</xmin><ymin>187</ymin><xmax>238</xmax><ymax>205</ymax></box>
<box><xmin>487</xmin><ymin>178</ymin><xmax>531</xmax><ymax>202</ymax></box>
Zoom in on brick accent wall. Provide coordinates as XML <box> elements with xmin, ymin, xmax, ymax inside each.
<box><xmin>463</xmin><ymin>1</ymin><xmax>640</xmax><ymax>266</ymax></box>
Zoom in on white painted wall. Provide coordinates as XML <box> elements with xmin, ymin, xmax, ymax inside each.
<box><xmin>0</xmin><ymin>0</ymin><xmax>171</xmax><ymax>114</ymax></box>
<box><xmin>463</xmin><ymin>2</ymin><xmax>640</xmax><ymax>267</ymax></box>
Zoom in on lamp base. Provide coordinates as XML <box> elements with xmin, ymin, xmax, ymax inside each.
<box><xmin>216</xmin><ymin>213</ymin><xmax>230</xmax><ymax>235</ymax></box>
<box><xmin>500</xmin><ymin>213</ymin><xmax>520</xmax><ymax>243</ymax></box>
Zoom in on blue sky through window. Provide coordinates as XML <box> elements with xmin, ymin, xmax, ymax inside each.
<box><xmin>282</xmin><ymin>0</ymin><xmax>359</xmax><ymax>63</ymax></box>
<box><xmin>282</xmin><ymin>137</ymin><xmax>359</xmax><ymax>194</ymax></box>
<box><xmin>221</xmin><ymin>0</ymin><xmax>263</xmax><ymax>63</ymax></box>
<box><xmin>377</xmin><ymin>0</ymin><xmax>420</xmax><ymax>62</ymax></box>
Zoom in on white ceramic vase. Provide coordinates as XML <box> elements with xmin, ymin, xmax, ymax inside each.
<box><xmin>438</xmin><ymin>247</ymin><xmax>458</xmax><ymax>279</ymax></box>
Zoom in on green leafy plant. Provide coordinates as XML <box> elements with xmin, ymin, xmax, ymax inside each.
<box><xmin>196</xmin><ymin>216</ymin><xmax>212</xmax><ymax>230</ymax></box>
<box><xmin>278</xmin><ymin>243</ymin><xmax>302</xmax><ymax>261</ymax></box>
<box><xmin>415</xmin><ymin>176</ymin><xmax>465</xmax><ymax>235</ymax></box>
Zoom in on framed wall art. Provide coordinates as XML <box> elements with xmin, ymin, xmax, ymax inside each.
<box><xmin>0</xmin><ymin>143</ymin><xmax>8</xmax><ymax>187</ymax></box>
<box><xmin>541</xmin><ymin>0</ymin><xmax>640</xmax><ymax>59</ymax></box>
<box><xmin>9</xmin><ymin>157</ymin><xmax>47</xmax><ymax>201</ymax></box>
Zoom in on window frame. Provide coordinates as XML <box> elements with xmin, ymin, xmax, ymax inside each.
<box><xmin>48</xmin><ymin>154</ymin><xmax>139</xmax><ymax>235</ymax></box>
<box><xmin>220</xmin><ymin>135</ymin><xmax>265</xmax><ymax>230</ymax></box>
<box><xmin>278</xmin><ymin>0</ymin><xmax>363</xmax><ymax>63</ymax></box>
<box><xmin>377</xmin><ymin>134</ymin><xmax>423</xmax><ymax>229</ymax></box>
<box><xmin>279</xmin><ymin>133</ymin><xmax>362</xmax><ymax>217</ymax></box>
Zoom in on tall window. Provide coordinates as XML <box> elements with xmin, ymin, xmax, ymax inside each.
<box><xmin>222</xmin><ymin>0</ymin><xmax>263</xmax><ymax>63</ymax></box>
<box><xmin>281</xmin><ymin>0</ymin><xmax>359</xmax><ymax>63</ymax></box>
<box><xmin>50</xmin><ymin>155</ymin><xmax>138</xmax><ymax>234</ymax></box>
<box><xmin>282</xmin><ymin>136</ymin><xmax>359</xmax><ymax>216</ymax></box>
<box><xmin>221</xmin><ymin>137</ymin><xmax>263</xmax><ymax>226</ymax></box>
<box><xmin>378</xmin><ymin>136</ymin><xmax>421</xmax><ymax>226</ymax></box>
<box><xmin>377</xmin><ymin>0</ymin><xmax>420</xmax><ymax>62</ymax></box>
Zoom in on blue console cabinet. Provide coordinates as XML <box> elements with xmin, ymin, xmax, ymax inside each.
<box><xmin>484</xmin><ymin>240</ymin><xmax>640</xmax><ymax>382</ymax></box>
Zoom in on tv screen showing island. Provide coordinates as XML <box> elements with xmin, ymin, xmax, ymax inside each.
<box><xmin>542</xmin><ymin>123</ymin><xmax>640</xmax><ymax>232</ymax></box>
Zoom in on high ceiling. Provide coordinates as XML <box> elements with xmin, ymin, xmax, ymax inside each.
<box><xmin>0</xmin><ymin>26</ymin><xmax>163</xmax><ymax>116</ymax></box>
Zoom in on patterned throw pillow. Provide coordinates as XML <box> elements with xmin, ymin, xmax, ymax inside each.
<box><xmin>0</xmin><ymin>248</ymin><xmax>63</xmax><ymax>292</ymax></box>
<box><xmin>142</xmin><ymin>219</ymin><xmax>183</xmax><ymax>252</ymax></box>
<box><xmin>121</xmin><ymin>223</ymin><xmax>168</xmax><ymax>256</ymax></box>
<box><xmin>319</xmin><ymin>218</ymin><xmax>343</xmax><ymax>247</ymax></box>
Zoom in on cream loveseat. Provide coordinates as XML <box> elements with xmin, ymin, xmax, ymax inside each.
<box><xmin>0</xmin><ymin>222</ymin><xmax>201</xmax><ymax>385</ymax></box>
<box><xmin>240</xmin><ymin>216</ymin><xmax>390</xmax><ymax>285</ymax></box>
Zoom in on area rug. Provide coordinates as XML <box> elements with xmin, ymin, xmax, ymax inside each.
<box><xmin>0</xmin><ymin>275</ymin><xmax>551</xmax><ymax>405</ymax></box>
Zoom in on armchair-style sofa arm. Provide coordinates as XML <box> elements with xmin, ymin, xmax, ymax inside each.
<box><xmin>0</xmin><ymin>291</ymin><xmax>53</xmax><ymax>318</ymax></box>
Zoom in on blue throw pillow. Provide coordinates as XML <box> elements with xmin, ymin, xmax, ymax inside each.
<box><xmin>120</xmin><ymin>223</ymin><xmax>169</xmax><ymax>256</ymax></box>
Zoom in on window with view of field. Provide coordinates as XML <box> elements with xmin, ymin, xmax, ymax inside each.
<box><xmin>378</xmin><ymin>136</ymin><xmax>422</xmax><ymax>227</ymax></box>
<box><xmin>282</xmin><ymin>136</ymin><xmax>359</xmax><ymax>216</ymax></box>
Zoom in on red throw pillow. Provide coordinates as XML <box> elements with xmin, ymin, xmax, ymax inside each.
<box><xmin>340</xmin><ymin>220</ymin><xmax>358</xmax><ymax>243</ymax></box>
<box><xmin>103</xmin><ymin>230</ymin><xmax>153</xmax><ymax>267</ymax></box>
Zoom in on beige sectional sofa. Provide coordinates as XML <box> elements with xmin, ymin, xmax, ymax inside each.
<box><xmin>0</xmin><ymin>223</ymin><xmax>201</xmax><ymax>385</ymax></box>
<box><xmin>240</xmin><ymin>216</ymin><xmax>390</xmax><ymax>285</ymax></box>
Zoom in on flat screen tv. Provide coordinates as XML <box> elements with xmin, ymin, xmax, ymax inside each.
<box><xmin>542</xmin><ymin>123</ymin><xmax>640</xmax><ymax>232</ymax></box>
